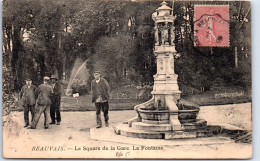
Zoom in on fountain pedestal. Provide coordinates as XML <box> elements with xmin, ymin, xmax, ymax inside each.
<box><xmin>115</xmin><ymin>1</ymin><xmax>211</xmax><ymax>140</ymax></box>
<box><xmin>150</xmin><ymin>1</ymin><xmax>182</xmax><ymax>133</ymax></box>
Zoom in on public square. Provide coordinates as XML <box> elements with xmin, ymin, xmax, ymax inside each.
<box><xmin>3</xmin><ymin>102</ymin><xmax>251</xmax><ymax>159</ymax></box>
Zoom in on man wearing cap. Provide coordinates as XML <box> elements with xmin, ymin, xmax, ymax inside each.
<box><xmin>91</xmin><ymin>71</ymin><xmax>111</xmax><ymax>128</ymax></box>
<box><xmin>30</xmin><ymin>76</ymin><xmax>52</xmax><ymax>129</ymax></box>
<box><xmin>50</xmin><ymin>74</ymin><xmax>63</xmax><ymax>125</ymax></box>
<box><xmin>19</xmin><ymin>78</ymin><xmax>37</xmax><ymax>127</ymax></box>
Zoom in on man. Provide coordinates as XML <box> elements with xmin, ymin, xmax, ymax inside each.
<box><xmin>50</xmin><ymin>74</ymin><xmax>62</xmax><ymax>125</ymax></box>
<box><xmin>20</xmin><ymin>78</ymin><xmax>37</xmax><ymax>127</ymax></box>
<box><xmin>91</xmin><ymin>71</ymin><xmax>111</xmax><ymax>128</ymax></box>
<box><xmin>30</xmin><ymin>76</ymin><xmax>52</xmax><ymax>129</ymax></box>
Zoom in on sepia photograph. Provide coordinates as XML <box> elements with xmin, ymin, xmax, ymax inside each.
<box><xmin>2</xmin><ymin>0</ymin><xmax>252</xmax><ymax>159</ymax></box>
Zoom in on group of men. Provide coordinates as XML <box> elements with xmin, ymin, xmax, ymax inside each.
<box><xmin>20</xmin><ymin>71</ymin><xmax>111</xmax><ymax>129</ymax></box>
<box><xmin>20</xmin><ymin>75</ymin><xmax>62</xmax><ymax>129</ymax></box>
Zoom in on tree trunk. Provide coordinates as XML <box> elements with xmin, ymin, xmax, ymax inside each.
<box><xmin>2</xmin><ymin>24</ymin><xmax>16</xmax><ymax>115</ymax></box>
<box><xmin>235</xmin><ymin>46</ymin><xmax>238</xmax><ymax>68</ymax></box>
<box><xmin>11</xmin><ymin>25</ymin><xmax>22</xmax><ymax>90</ymax></box>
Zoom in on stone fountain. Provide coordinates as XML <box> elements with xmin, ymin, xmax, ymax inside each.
<box><xmin>115</xmin><ymin>1</ymin><xmax>211</xmax><ymax>139</ymax></box>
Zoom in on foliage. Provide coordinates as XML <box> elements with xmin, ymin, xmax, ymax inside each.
<box><xmin>2</xmin><ymin>0</ymin><xmax>251</xmax><ymax>95</ymax></box>
<box><xmin>93</xmin><ymin>34</ymin><xmax>136</xmax><ymax>87</ymax></box>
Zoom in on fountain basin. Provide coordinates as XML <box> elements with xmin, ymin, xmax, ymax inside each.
<box><xmin>178</xmin><ymin>109</ymin><xmax>200</xmax><ymax>123</ymax></box>
<box><xmin>137</xmin><ymin>107</ymin><xmax>200</xmax><ymax>124</ymax></box>
<box><xmin>138</xmin><ymin>108</ymin><xmax>169</xmax><ymax>121</ymax></box>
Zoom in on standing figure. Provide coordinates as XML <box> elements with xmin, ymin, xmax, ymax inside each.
<box><xmin>154</xmin><ymin>25</ymin><xmax>159</xmax><ymax>46</ymax></box>
<box><xmin>50</xmin><ymin>75</ymin><xmax>63</xmax><ymax>125</ymax></box>
<box><xmin>164</xmin><ymin>25</ymin><xmax>169</xmax><ymax>44</ymax></box>
<box><xmin>161</xmin><ymin>27</ymin><xmax>165</xmax><ymax>45</ymax></box>
<box><xmin>91</xmin><ymin>71</ymin><xmax>111</xmax><ymax>128</ymax></box>
<box><xmin>30</xmin><ymin>77</ymin><xmax>52</xmax><ymax>129</ymax></box>
<box><xmin>20</xmin><ymin>78</ymin><xmax>37</xmax><ymax>128</ymax></box>
<box><xmin>170</xmin><ymin>25</ymin><xmax>175</xmax><ymax>45</ymax></box>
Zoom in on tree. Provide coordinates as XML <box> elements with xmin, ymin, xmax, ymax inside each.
<box><xmin>2</xmin><ymin>0</ymin><xmax>251</xmax><ymax>94</ymax></box>
<box><xmin>93</xmin><ymin>34</ymin><xmax>136</xmax><ymax>87</ymax></box>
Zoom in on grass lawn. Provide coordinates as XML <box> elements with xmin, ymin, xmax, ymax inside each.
<box><xmin>11</xmin><ymin>94</ymin><xmax>149</xmax><ymax>111</ymax></box>
<box><xmin>10</xmin><ymin>86</ymin><xmax>251</xmax><ymax>111</ymax></box>
<box><xmin>59</xmin><ymin>88</ymin><xmax>251</xmax><ymax>111</ymax></box>
<box><xmin>183</xmin><ymin>87</ymin><xmax>251</xmax><ymax>106</ymax></box>
<box><xmin>60</xmin><ymin>95</ymin><xmax>148</xmax><ymax>111</ymax></box>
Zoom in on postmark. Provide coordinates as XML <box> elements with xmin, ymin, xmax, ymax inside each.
<box><xmin>194</xmin><ymin>5</ymin><xmax>229</xmax><ymax>47</ymax></box>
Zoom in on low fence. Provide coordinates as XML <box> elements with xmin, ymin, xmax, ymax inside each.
<box><xmin>214</xmin><ymin>91</ymin><xmax>244</xmax><ymax>98</ymax></box>
<box><xmin>111</xmin><ymin>92</ymin><xmax>152</xmax><ymax>100</ymax></box>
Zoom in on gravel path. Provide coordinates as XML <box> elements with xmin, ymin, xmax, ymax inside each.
<box><xmin>3</xmin><ymin>103</ymin><xmax>252</xmax><ymax>159</ymax></box>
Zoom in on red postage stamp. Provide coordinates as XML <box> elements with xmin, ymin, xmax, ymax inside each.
<box><xmin>194</xmin><ymin>5</ymin><xmax>229</xmax><ymax>47</ymax></box>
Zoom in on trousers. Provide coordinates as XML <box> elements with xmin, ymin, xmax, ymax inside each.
<box><xmin>23</xmin><ymin>104</ymin><xmax>35</xmax><ymax>126</ymax></box>
<box><xmin>95</xmin><ymin>102</ymin><xmax>109</xmax><ymax>126</ymax></box>
<box><xmin>50</xmin><ymin>96</ymin><xmax>61</xmax><ymax>123</ymax></box>
<box><xmin>31</xmin><ymin>104</ymin><xmax>50</xmax><ymax>129</ymax></box>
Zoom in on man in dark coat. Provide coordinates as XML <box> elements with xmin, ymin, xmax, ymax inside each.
<box><xmin>91</xmin><ymin>71</ymin><xmax>111</xmax><ymax>128</ymax></box>
<box><xmin>30</xmin><ymin>76</ymin><xmax>52</xmax><ymax>129</ymax></box>
<box><xmin>50</xmin><ymin>74</ymin><xmax>63</xmax><ymax>125</ymax></box>
<box><xmin>19</xmin><ymin>78</ymin><xmax>37</xmax><ymax>127</ymax></box>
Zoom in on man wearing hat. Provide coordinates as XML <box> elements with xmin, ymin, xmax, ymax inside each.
<box><xmin>19</xmin><ymin>78</ymin><xmax>37</xmax><ymax>127</ymax></box>
<box><xmin>30</xmin><ymin>76</ymin><xmax>52</xmax><ymax>129</ymax></box>
<box><xmin>91</xmin><ymin>71</ymin><xmax>111</xmax><ymax>128</ymax></box>
<box><xmin>50</xmin><ymin>74</ymin><xmax>63</xmax><ymax>125</ymax></box>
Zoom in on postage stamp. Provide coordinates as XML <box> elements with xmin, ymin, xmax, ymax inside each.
<box><xmin>194</xmin><ymin>5</ymin><xmax>229</xmax><ymax>47</ymax></box>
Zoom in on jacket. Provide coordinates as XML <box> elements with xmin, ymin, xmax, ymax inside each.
<box><xmin>20</xmin><ymin>84</ymin><xmax>37</xmax><ymax>106</ymax></box>
<box><xmin>91</xmin><ymin>78</ymin><xmax>110</xmax><ymax>103</ymax></box>
<box><xmin>36</xmin><ymin>83</ymin><xmax>52</xmax><ymax>106</ymax></box>
<box><xmin>51</xmin><ymin>82</ymin><xmax>63</xmax><ymax>99</ymax></box>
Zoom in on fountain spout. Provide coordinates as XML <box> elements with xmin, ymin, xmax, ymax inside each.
<box><xmin>156</xmin><ymin>99</ymin><xmax>162</xmax><ymax>110</ymax></box>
